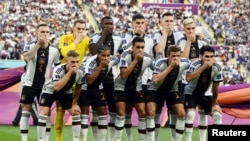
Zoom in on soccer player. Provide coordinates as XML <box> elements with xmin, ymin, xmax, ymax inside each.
<box><xmin>151</xmin><ymin>12</ymin><xmax>186</xmax><ymax>141</ymax></box>
<box><xmin>19</xmin><ymin>23</ymin><xmax>60</xmax><ymax>141</ymax></box>
<box><xmin>146</xmin><ymin>45</ymin><xmax>190</xmax><ymax>141</ymax></box>
<box><xmin>37</xmin><ymin>50</ymin><xmax>84</xmax><ymax>141</ymax></box>
<box><xmin>89</xmin><ymin>16</ymin><xmax>122</xmax><ymax>141</ymax></box>
<box><xmin>55</xmin><ymin>19</ymin><xmax>90</xmax><ymax>141</ymax></box>
<box><xmin>113</xmin><ymin>36</ymin><xmax>154</xmax><ymax>141</ymax></box>
<box><xmin>152</xmin><ymin>12</ymin><xmax>185</xmax><ymax>60</ymax></box>
<box><xmin>184</xmin><ymin>45</ymin><xmax>223</xmax><ymax>141</ymax></box>
<box><xmin>120</xmin><ymin>13</ymin><xmax>154</xmax><ymax>141</ymax></box>
<box><xmin>79</xmin><ymin>46</ymin><xmax>119</xmax><ymax>141</ymax></box>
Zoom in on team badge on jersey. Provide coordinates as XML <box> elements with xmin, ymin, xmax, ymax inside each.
<box><xmin>121</xmin><ymin>60</ymin><xmax>126</xmax><ymax>66</ymax></box>
<box><xmin>122</xmin><ymin>40</ymin><xmax>126</xmax><ymax>44</ymax></box>
<box><xmin>216</xmin><ymin>74</ymin><xmax>222</xmax><ymax>80</ymax></box>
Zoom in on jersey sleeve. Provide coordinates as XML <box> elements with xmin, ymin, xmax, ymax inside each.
<box><xmin>52</xmin><ymin>65</ymin><xmax>63</xmax><ymax>81</ymax></box>
<box><xmin>84</xmin><ymin>57</ymin><xmax>96</xmax><ymax>75</ymax></box>
<box><xmin>213</xmin><ymin>64</ymin><xmax>223</xmax><ymax>82</ymax></box>
<box><xmin>76</xmin><ymin>70</ymin><xmax>85</xmax><ymax>85</ymax></box>
<box><xmin>119</xmin><ymin>53</ymin><xmax>129</xmax><ymax>68</ymax></box>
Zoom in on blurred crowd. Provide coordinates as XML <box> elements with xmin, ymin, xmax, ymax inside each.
<box><xmin>0</xmin><ymin>0</ymin><xmax>93</xmax><ymax>60</ymax></box>
<box><xmin>197</xmin><ymin>0</ymin><xmax>250</xmax><ymax>46</ymax></box>
<box><xmin>0</xmin><ymin>0</ymin><xmax>249</xmax><ymax>84</ymax></box>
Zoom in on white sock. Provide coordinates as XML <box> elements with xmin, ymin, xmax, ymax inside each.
<box><xmin>125</xmin><ymin>115</ymin><xmax>133</xmax><ymax>141</ymax></box>
<box><xmin>72</xmin><ymin>115</ymin><xmax>81</xmax><ymax>141</ymax></box>
<box><xmin>81</xmin><ymin>114</ymin><xmax>89</xmax><ymax>141</ymax></box>
<box><xmin>146</xmin><ymin>116</ymin><xmax>155</xmax><ymax>141</ymax></box>
<box><xmin>108</xmin><ymin>112</ymin><xmax>116</xmax><ymax>141</ymax></box>
<box><xmin>138</xmin><ymin>118</ymin><xmax>146</xmax><ymax>141</ymax></box>
<box><xmin>185</xmin><ymin>109</ymin><xmax>195</xmax><ymax>141</ymax></box>
<box><xmin>91</xmin><ymin>111</ymin><xmax>98</xmax><ymax>141</ymax></box>
<box><xmin>37</xmin><ymin>114</ymin><xmax>47</xmax><ymax>141</ymax></box>
<box><xmin>98</xmin><ymin>115</ymin><xmax>108</xmax><ymax>141</ymax></box>
<box><xmin>114</xmin><ymin>115</ymin><xmax>125</xmax><ymax>141</ymax></box>
<box><xmin>154</xmin><ymin>113</ymin><xmax>161</xmax><ymax>141</ymax></box>
<box><xmin>20</xmin><ymin>111</ymin><xmax>30</xmax><ymax>141</ymax></box>
<box><xmin>175</xmin><ymin>117</ymin><xmax>185</xmax><ymax>141</ymax></box>
<box><xmin>45</xmin><ymin>116</ymin><xmax>51</xmax><ymax>141</ymax></box>
<box><xmin>169</xmin><ymin>111</ymin><xmax>177</xmax><ymax>141</ymax></box>
<box><xmin>212</xmin><ymin>111</ymin><xmax>222</xmax><ymax>125</ymax></box>
<box><xmin>198</xmin><ymin>110</ymin><xmax>208</xmax><ymax>141</ymax></box>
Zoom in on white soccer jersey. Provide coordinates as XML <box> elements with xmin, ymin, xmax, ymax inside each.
<box><xmin>42</xmin><ymin>64</ymin><xmax>85</xmax><ymax>94</ymax></box>
<box><xmin>121</xmin><ymin>32</ymin><xmax>154</xmax><ymax>85</ymax></box>
<box><xmin>148</xmin><ymin>58</ymin><xmax>190</xmax><ymax>92</ymax></box>
<box><xmin>22</xmin><ymin>41</ymin><xmax>60</xmax><ymax>87</ymax></box>
<box><xmin>152</xmin><ymin>30</ymin><xmax>186</xmax><ymax>58</ymax></box>
<box><xmin>184</xmin><ymin>59</ymin><xmax>223</xmax><ymax>96</ymax></box>
<box><xmin>84</xmin><ymin>54</ymin><xmax>119</xmax><ymax>89</ymax></box>
<box><xmin>90</xmin><ymin>33</ymin><xmax>122</xmax><ymax>79</ymax></box>
<box><xmin>115</xmin><ymin>50</ymin><xmax>154</xmax><ymax>91</ymax></box>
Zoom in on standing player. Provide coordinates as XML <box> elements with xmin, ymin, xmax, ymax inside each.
<box><xmin>120</xmin><ymin>13</ymin><xmax>154</xmax><ymax>141</ymax></box>
<box><xmin>19</xmin><ymin>23</ymin><xmax>60</xmax><ymax>141</ymax></box>
<box><xmin>37</xmin><ymin>50</ymin><xmax>84</xmax><ymax>141</ymax></box>
<box><xmin>89</xmin><ymin>16</ymin><xmax>122</xmax><ymax>141</ymax></box>
<box><xmin>150</xmin><ymin>12</ymin><xmax>186</xmax><ymax>141</ymax></box>
<box><xmin>79</xmin><ymin>46</ymin><xmax>119</xmax><ymax>141</ymax></box>
<box><xmin>152</xmin><ymin>12</ymin><xmax>186</xmax><ymax>60</ymax></box>
<box><xmin>146</xmin><ymin>45</ymin><xmax>190</xmax><ymax>141</ymax></box>
<box><xmin>55</xmin><ymin>19</ymin><xmax>90</xmax><ymax>141</ymax></box>
<box><xmin>184</xmin><ymin>45</ymin><xmax>223</xmax><ymax>141</ymax></box>
<box><xmin>113</xmin><ymin>37</ymin><xmax>154</xmax><ymax>141</ymax></box>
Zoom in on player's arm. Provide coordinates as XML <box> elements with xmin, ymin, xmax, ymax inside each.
<box><xmin>85</xmin><ymin>66</ymin><xmax>103</xmax><ymax>86</ymax></box>
<box><xmin>154</xmin><ymin>31</ymin><xmax>168</xmax><ymax>55</ymax></box>
<box><xmin>58</xmin><ymin>36</ymin><xmax>77</xmax><ymax>59</ymax></box>
<box><xmin>54</xmin><ymin>67</ymin><xmax>77</xmax><ymax>91</ymax></box>
<box><xmin>23</xmin><ymin>41</ymin><xmax>41</xmax><ymax>62</ymax></box>
<box><xmin>186</xmin><ymin>60</ymin><xmax>211</xmax><ymax>82</ymax></box>
<box><xmin>212</xmin><ymin>81</ymin><xmax>220</xmax><ymax>106</ymax></box>
<box><xmin>72</xmin><ymin>84</ymin><xmax>82</xmax><ymax>105</ymax></box>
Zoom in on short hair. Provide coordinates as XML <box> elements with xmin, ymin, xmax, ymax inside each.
<box><xmin>183</xmin><ymin>18</ymin><xmax>194</xmax><ymax>26</ymax></box>
<box><xmin>162</xmin><ymin>12</ymin><xmax>173</xmax><ymax>18</ymax></box>
<box><xmin>97</xmin><ymin>45</ymin><xmax>111</xmax><ymax>54</ymax></box>
<box><xmin>199</xmin><ymin>45</ymin><xmax>215</xmax><ymax>55</ymax></box>
<box><xmin>36</xmin><ymin>23</ymin><xmax>48</xmax><ymax>29</ymax></box>
<box><xmin>167</xmin><ymin>45</ymin><xmax>181</xmax><ymax>55</ymax></box>
<box><xmin>101</xmin><ymin>16</ymin><xmax>113</xmax><ymax>24</ymax></box>
<box><xmin>67</xmin><ymin>50</ymin><xmax>79</xmax><ymax>57</ymax></box>
<box><xmin>73</xmin><ymin>19</ymin><xmax>86</xmax><ymax>26</ymax></box>
<box><xmin>132</xmin><ymin>36</ymin><xmax>144</xmax><ymax>46</ymax></box>
<box><xmin>132</xmin><ymin>13</ymin><xmax>145</xmax><ymax>21</ymax></box>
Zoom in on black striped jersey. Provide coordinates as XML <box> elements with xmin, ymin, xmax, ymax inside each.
<box><xmin>184</xmin><ymin>59</ymin><xmax>223</xmax><ymax>96</ymax></box>
<box><xmin>84</xmin><ymin>55</ymin><xmax>119</xmax><ymax>89</ymax></box>
<box><xmin>147</xmin><ymin>58</ymin><xmax>190</xmax><ymax>92</ymax></box>
<box><xmin>120</xmin><ymin>32</ymin><xmax>154</xmax><ymax>85</ymax></box>
<box><xmin>151</xmin><ymin>30</ymin><xmax>185</xmax><ymax>59</ymax></box>
<box><xmin>90</xmin><ymin>33</ymin><xmax>122</xmax><ymax>81</ymax></box>
<box><xmin>114</xmin><ymin>50</ymin><xmax>154</xmax><ymax>91</ymax></box>
<box><xmin>22</xmin><ymin>41</ymin><xmax>60</xmax><ymax>88</ymax></box>
<box><xmin>90</xmin><ymin>33</ymin><xmax>122</xmax><ymax>56</ymax></box>
<box><xmin>42</xmin><ymin>64</ymin><xmax>85</xmax><ymax>94</ymax></box>
<box><xmin>177</xmin><ymin>35</ymin><xmax>211</xmax><ymax>60</ymax></box>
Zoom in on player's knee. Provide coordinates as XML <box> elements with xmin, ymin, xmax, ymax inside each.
<box><xmin>186</xmin><ymin>109</ymin><xmax>195</xmax><ymax>123</ymax></box>
<box><xmin>212</xmin><ymin>111</ymin><xmax>222</xmax><ymax>125</ymax></box>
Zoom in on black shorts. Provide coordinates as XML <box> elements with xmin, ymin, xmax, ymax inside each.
<box><xmin>113</xmin><ymin>90</ymin><xmax>145</xmax><ymax>104</ymax></box>
<box><xmin>20</xmin><ymin>86</ymin><xmax>42</xmax><ymax>104</ymax></box>
<box><xmin>156</xmin><ymin>91</ymin><xmax>183</xmax><ymax>109</ymax></box>
<box><xmin>79</xmin><ymin>89</ymin><xmax>107</xmax><ymax>107</ymax></box>
<box><xmin>184</xmin><ymin>94</ymin><xmax>212</xmax><ymax>115</ymax></box>
<box><xmin>39</xmin><ymin>92</ymin><xmax>73</xmax><ymax>110</ymax></box>
<box><xmin>145</xmin><ymin>90</ymin><xmax>157</xmax><ymax>103</ymax></box>
<box><xmin>103</xmin><ymin>81</ymin><xmax>116</xmax><ymax>113</ymax></box>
